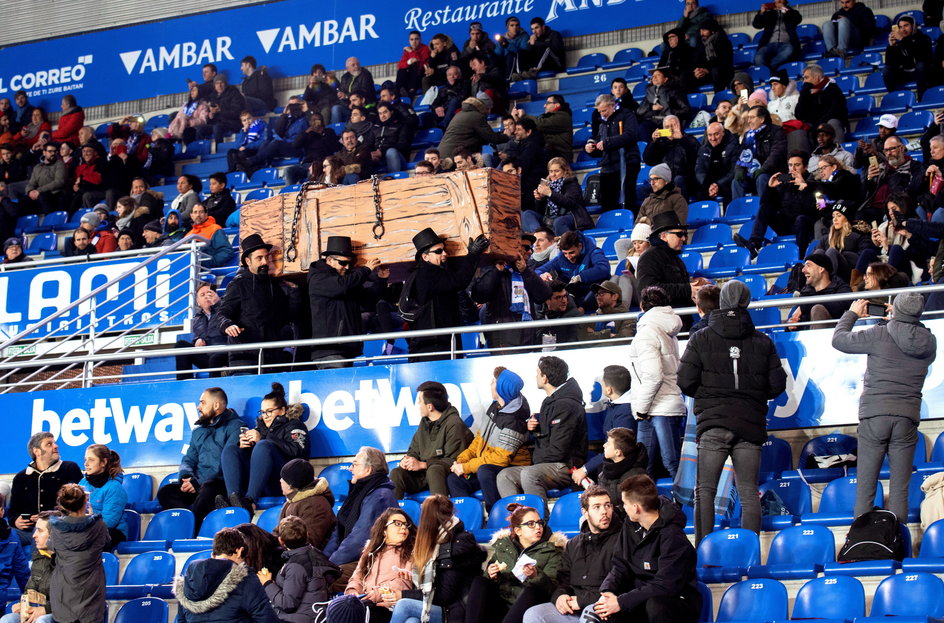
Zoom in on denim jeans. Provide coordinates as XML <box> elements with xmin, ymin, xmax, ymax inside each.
<box><xmin>731</xmin><ymin>173</ymin><xmax>771</xmax><ymax>204</ymax></box>
<box><xmin>447</xmin><ymin>464</ymin><xmax>503</xmax><ymax>509</ymax></box>
<box><xmin>754</xmin><ymin>42</ymin><xmax>794</xmax><ymax>69</ymax></box>
<box><xmin>384</xmin><ymin>148</ymin><xmax>405</xmax><ymax>173</ymax></box>
<box><xmin>822</xmin><ymin>16</ymin><xmax>864</xmax><ymax>52</ymax></box>
<box><xmin>522</xmin><ymin>603</ymin><xmax>581</xmax><ymax>623</ymax></box>
<box><xmin>637</xmin><ymin>416</ymin><xmax>684</xmax><ymax>479</ymax></box>
<box><xmin>521</xmin><ymin>211</ymin><xmax>576</xmax><ymax>236</ymax></box>
<box><xmin>696</xmin><ymin>427</ymin><xmax>761</xmax><ymax>543</ymax></box>
<box><xmin>391</xmin><ymin>598</ymin><xmax>443</xmax><ymax>623</ymax></box>
<box><xmin>855</xmin><ymin>415</ymin><xmax>917</xmax><ymax>520</ymax></box>
<box><xmin>331</xmin><ymin>104</ymin><xmax>351</xmax><ymax>125</ymax></box>
<box><xmin>221</xmin><ymin>439</ymin><xmax>287</xmax><ymax>501</ymax></box>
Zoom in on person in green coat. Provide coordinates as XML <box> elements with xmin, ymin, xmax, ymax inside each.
<box><xmin>483</xmin><ymin>503</ymin><xmax>566</xmax><ymax>623</ymax></box>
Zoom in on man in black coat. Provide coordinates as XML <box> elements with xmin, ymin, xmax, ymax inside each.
<box><xmin>240</xmin><ymin>56</ymin><xmax>276</xmax><ymax>115</ymax></box>
<box><xmin>787</xmin><ymin>254</ymin><xmax>852</xmax><ymax>327</ymax></box>
<box><xmin>731</xmin><ymin>106</ymin><xmax>788</xmax><ymax>204</ymax></box>
<box><xmin>677</xmin><ymin>281</ymin><xmax>787</xmax><ymax>543</ymax></box>
<box><xmin>201</xmin><ymin>75</ymin><xmax>247</xmax><ymax>144</ymax></box>
<box><xmin>586</xmin><ymin>93</ymin><xmax>641</xmax><ymax>212</ymax></box>
<box><xmin>595</xmin><ymin>476</ymin><xmax>701</xmax><ymax>623</ymax></box>
<box><xmin>217</xmin><ymin>234</ymin><xmax>297</xmax><ymax>372</ymax></box>
<box><xmin>308</xmin><ymin>236</ymin><xmax>386</xmax><ymax>368</ymax></box>
<box><xmin>524</xmin><ymin>485</ymin><xmax>623</xmax><ymax>622</ymax></box>
<box><xmin>636</xmin><ymin>212</ymin><xmax>707</xmax><ymax>325</ymax></box>
<box><xmin>406</xmin><ymin>228</ymin><xmax>489</xmax><ymax>359</ymax></box>
<box><xmin>694</xmin><ymin>122</ymin><xmax>740</xmax><ymax>200</ymax></box>
<box><xmin>692</xmin><ymin>19</ymin><xmax>734</xmax><ymax>92</ymax></box>
<box><xmin>796</xmin><ymin>65</ymin><xmax>849</xmax><ymax>142</ymax></box>
<box><xmin>643</xmin><ymin>115</ymin><xmax>700</xmax><ymax>197</ymax></box>
<box><xmin>525</xmin><ymin>17</ymin><xmax>565</xmax><ymax>75</ymax></box>
<box><xmin>884</xmin><ymin>15</ymin><xmax>933</xmax><ymax>99</ymax></box>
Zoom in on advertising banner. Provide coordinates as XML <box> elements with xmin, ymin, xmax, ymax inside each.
<box><xmin>0</xmin><ymin>0</ymin><xmax>819</xmax><ymax>110</ymax></box>
<box><xmin>4</xmin><ymin>317</ymin><xmax>942</xmax><ymax>472</ymax></box>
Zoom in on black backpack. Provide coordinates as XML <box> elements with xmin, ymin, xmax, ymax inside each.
<box><xmin>837</xmin><ymin>508</ymin><xmax>905</xmax><ymax>562</ymax></box>
<box><xmin>397</xmin><ymin>270</ymin><xmax>430</xmax><ymax>324</ymax></box>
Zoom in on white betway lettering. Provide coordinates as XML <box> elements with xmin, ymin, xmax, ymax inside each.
<box><xmin>120</xmin><ymin>38</ymin><xmax>233</xmax><ymax>76</ymax></box>
<box><xmin>257</xmin><ymin>16</ymin><xmax>379</xmax><ymax>54</ymax></box>
<box><xmin>771</xmin><ymin>357</ymin><xmax>805</xmax><ymax>419</ymax></box>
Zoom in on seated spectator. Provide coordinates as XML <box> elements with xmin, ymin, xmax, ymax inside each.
<box><xmin>107</xmin><ymin>116</ymin><xmax>151</xmax><ymax>165</ymax></box>
<box><xmin>128</xmin><ymin>177</ymin><xmax>162</xmax><ymax>229</ymax></box>
<box><xmin>116</xmin><ymin>228</ymin><xmax>139</xmax><ymax>251</ymax></box>
<box><xmin>636</xmin><ymin>68</ymin><xmax>691</xmax><ymax>139</ymax></box>
<box><xmin>324</xmin><ymin>447</ymin><xmax>397</xmax><ymax>585</ymax></box>
<box><xmin>692</xmin><ymin>19</ymin><xmax>734</xmax><ymax>91</ymax></box>
<box><xmin>808</xmin><ymin>123</ymin><xmax>854</xmax><ymax>172</ymax></box>
<box><xmin>823</xmin><ymin>0</ymin><xmax>876</xmax><ymax>57</ymax></box>
<box><xmin>732</xmin><ymin>106</ymin><xmax>787</xmax><ymax>203</ymax></box>
<box><xmin>448</xmin><ymin>367</ymin><xmax>530</xmax><ymax>508</ymax></box>
<box><xmin>510</xmin><ymin>117</ymin><xmax>546</xmax><ymax>208</ymax></box>
<box><xmin>261</xmin><ymin>515</ymin><xmax>339</xmax><ymax>623</ymax></box>
<box><xmin>659</xmin><ymin>29</ymin><xmax>696</xmax><ymax>89</ymax></box>
<box><xmin>431</xmin><ymin>66</ymin><xmax>472</xmax><ymax>129</ymax></box>
<box><xmin>0</xmin><ymin>510</ymin><xmax>55</xmax><ymax>623</ymax></box>
<box><xmin>536</xmin><ymin>230</ymin><xmax>610</xmax><ymax>312</ymax></box>
<box><xmin>11</xmin><ymin>91</ymin><xmax>35</xmax><ymax>134</ymax></box>
<box><xmin>157</xmin><ymin>387</ymin><xmax>242</xmax><ymax>530</ymax></box>
<box><xmin>736</xmin><ymin>152</ymin><xmax>816</xmax><ymax>256</ymax></box>
<box><xmin>752</xmin><ymin>0</ymin><xmax>802</xmax><ymax>70</ymax></box>
<box><xmin>277</xmin><ymin>460</ymin><xmax>335</xmax><ymax>550</ymax></box>
<box><xmin>332</xmin><ymin>57</ymin><xmax>375</xmax><ymax>124</ymax></box>
<box><xmin>167</xmin><ymin>210</ymin><xmax>192</xmax><ymax>244</ymax></box>
<box><xmin>423</xmin><ymin>148</ymin><xmax>444</xmax><ymax>172</ymax></box>
<box><xmin>240</xmin><ymin>56</ymin><xmax>276</xmax><ymax>115</ymax></box>
<box><xmin>344</xmin><ymin>105</ymin><xmax>376</xmax><ymax>148</ymax></box>
<box><xmin>169</xmin><ymin>84</ymin><xmax>211</xmax><ymax>143</ymax></box>
<box><xmin>69</xmin><ymin>144</ymin><xmax>105</xmax><ymax>213</ymax></box>
<box><xmin>303</xmin><ymin>64</ymin><xmax>339</xmax><ymax>125</ymax></box>
<box><xmin>595</xmin><ymin>476</ymin><xmax>701</xmax><ymax>623</ymax></box>
<box><xmin>12</xmin><ymin>107</ymin><xmax>50</xmax><ymax>149</ymax></box>
<box><xmin>3</xmin><ymin>238</ymin><xmax>29</xmax><ymax>264</ymax></box>
<box><xmin>809</xmin><ymin>154</ymin><xmax>861</xmax><ymax>227</ymax></box>
<box><xmin>100</xmin><ymin>137</ymin><xmax>143</xmax><ymax>209</ymax></box>
<box><xmin>372</xmin><ymin>103</ymin><xmax>406</xmax><ymax>172</ymax></box>
<box><xmin>200</xmin><ymin>75</ymin><xmax>247</xmax><ymax>144</ymax></box>
<box><xmin>0</xmin><ymin>116</ymin><xmax>12</xmax><ymax>145</ymax></box>
<box><xmin>530</xmin><ymin>226</ymin><xmax>558</xmax><ymax>269</ymax></box>
<box><xmin>422</xmin><ymin>34</ymin><xmax>460</xmax><ymax>92</ymax></box>
<box><xmin>767</xmin><ymin>70</ymin><xmax>800</xmax><ymax>124</ymax></box>
<box><xmin>48</xmin><ymin>484</ymin><xmax>110</xmax><ymax>623</ymax></box>
<box><xmin>481</xmin><ymin>503</ymin><xmax>565</xmax><ymax>623</ymax></box>
<box><xmin>396</xmin><ymin>31</ymin><xmax>431</xmax><ymax>97</ymax></box>
<box><xmin>391</xmin><ymin>381</ymin><xmax>472</xmax><ymax>499</ymax></box>
<box><xmin>676</xmin><ymin>0</ymin><xmax>713</xmax><ymax>45</ymax></box>
<box><xmin>318</xmin><ymin>156</ymin><xmax>346</xmax><ymax>185</ymax></box>
<box><xmin>525</xmin><ymin>17</ymin><xmax>565</xmax><ymax>75</ymax></box>
<box><xmin>147</xmin><ymin>127</ymin><xmax>176</xmax><ymax>183</ymax></box>
<box><xmin>50</xmin><ymin>95</ymin><xmax>84</xmax><ymax>146</ymax></box>
<box><xmin>62</xmin><ymin>228</ymin><xmax>96</xmax><ymax>258</ymax></box>
<box><xmin>78</xmin><ymin>445</ymin><xmax>128</xmax><ymax>549</ymax></box>
<box><xmin>584</xmin><ymin>428</ymin><xmax>648</xmax><ymax>506</ymax></box>
<box><xmin>497</xmin><ymin>356</ymin><xmax>587</xmax><ymax>503</ymax></box>
<box><xmin>414</xmin><ymin>160</ymin><xmax>435</xmax><ymax>175</ymax></box>
<box><xmin>175</xmin><ymin>281</ymin><xmax>228</xmax><ymax>379</ymax></box>
<box><xmin>202</xmin><ymin>172</ymin><xmax>237</xmax><ymax>225</ymax></box>
<box><xmin>21</xmin><ymin>141</ymin><xmax>65</xmax><ymax>214</ymax></box>
<box><xmin>388</xmin><ymin>496</ymin><xmax>485</xmax><ymax>623</ymax></box>
<box><xmin>884</xmin><ymin>15</ymin><xmax>932</xmax><ymax>98</ymax></box>
<box><xmin>639</xmin><ymin>164</ymin><xmax>688</xmax><ymax>225</ymax></box>
<box><xmin>859</xmin><ymin>260</ymin><xmax>911</xmax><ymax>293</ymax></box>
<box><xmin>862</xmin><ymin>136</ymin><xmax>924</xmax><ymax>224</ymax></box>
<box><xmin>469</xmin><ymin>52</ymin><xmax>509</xmax><ymax>111</ymax></box>
<box><xmin>245</xmin><ymin>97</ymin><xmax>308</xmax><ymax>176</ymax></box>
<box><xmin>541</xmin><ymin>280</ymin><xmax>582</xmax><ymax>347</ymax></box>
<box><xmin>610</xmin><ymin>223</ymin><xmax>652</xmax><ymax>308</ymax></box>
<box><xmin>0</xmin><ymin>502</ymin><xmax>26</xmax><ymax>596</ymax></box>
<box><xmin>513</xmin><ymin>95</ymin><xmax>573</xmax><ymax>162</ymax></box>
<box><xmin>580</xmin><ymin>281</ymin><xmax>636</xmax><ymax>342</ymax></box>
<box><xmin>335</xmin><ymin>129</ymin><xmax>372</xmax><ymax>184</ymax></box>
<box><xmin>922</xmin><ymin>135</ymin><xmax>944</xmax><ymax>215</ymax></box>
<box><xmin>496</xmin><ymin>16</ymin><xmax>531</xmax><ymax>80</ymax></box>
<box><xmin>695</xmin><ymin>122</ymin><xmax>739</xmax><ymax>200</ymax></box>
<box><xmin>438</xmin><ymin>96</ymin><xmax>510</xmax><ymax>159</ymax></box>
<box><xmin>471</xmin><ymin>236</ymin><xmax>551</xmax><ymax>348</ymax></box>
<box><xmin>588</xmin><ymin>94</ymin><xmax>641</xmax><ymax>213</ymax></box>
<box><xmin>856</xmin><ymin>114</ymin><xmax>898</xmax><ymax>175</ymax></box>
<box><xmin>787</xmin><ymin>254</ymin><xmax>852</xmax><ymax>328</ymax></box>
<box><xmin>171</xmin><ymin>174</ymin><xmax>202</xmax><ymax>221</ymax></box>
<box><xmin>461</xmin><ymin>21</ymin><xmax>498</xmax><ymax>66</ymax></box>
<box><xmin>174</xmin><ymin>528</ymin><xmax>279</xmax><ymax>623</ymax></box>
<box><xmin>525</xmin><ymin>157</ymin><xmax>585</xmax><ymax>235</ymax></box>
<box><xmin>187</xmin><ymin>63</ymin><xmax>219</xmax><ymax>101</ymax></box>
<box><xmin>284</xmin><ymin>113</ymin><xmax>340</xmax><ymax>185</ymax></box>
<box><xmin>142</xmin><ymin>220</ymin><xmax>166</xmax><ymax>247</ymax></box>
<box><xmin>644</xmin><ymin>116</ymin><xmax>699</xmax><ymax>197</ymax></box>
<box><xmin>796</xmin><ymin>64</ymin><xmax>848</xmax><ymax>143</ymax></box>
<box><xmin>188</xmin><ymin>203</ymin><xmax>234</xmax><ymax>267</ymax></box>
<box><xmin>227</xmin><ymin>112</ymin><xmax>267</xmax><ymax>174</ymax></box>
<box><xmin>810</xmin><ymin>201</ymin><xmax>874</xmax><ymax>284</ymax></box>
<box><xmin>344</xmin><ymin>508</ymin><xmax>416</xmax><ymax>623</ymax></box>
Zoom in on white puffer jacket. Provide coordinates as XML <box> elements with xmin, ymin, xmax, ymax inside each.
<box><xmin>627</xmin><ymin>305</ymin><xmax>687</xmax><ymax>416</ymax></box>
<box><xmin>768</xmin><ymin>79</ymin><xmax>799</xmax><ymax>123</ymax></box>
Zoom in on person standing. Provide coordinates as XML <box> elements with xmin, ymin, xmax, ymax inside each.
<box><xmin>677</xmin><ymin>281</ymin><xmax>787</xmax><ymax>542</ymax></box>
<box><xmin>832</xmin><ymin>293</ymin><xmax>937</xmax><ymax>520</ymax></box>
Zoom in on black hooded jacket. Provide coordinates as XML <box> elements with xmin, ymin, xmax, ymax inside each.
<box><xmin>551</xmin><ymin>515</ymin><xmax>624</xmax><ymax>608</ymax></box>
<box><xmin>307</xmin><ymin>261</ymin><xmax>384</xmax><ymax>359</ymax></box>
<box><xmin>534</xmin><ymin>377</ymin><xmax>587</xmax><ymax>468</ymax></box>
<box><xmin>677</xmin><ymin>307</ymin><xmax>787</xmax><ymax>446</ymax></box>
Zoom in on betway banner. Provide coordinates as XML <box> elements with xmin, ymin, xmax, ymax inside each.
<box><xmin>5</xmin><ymin>317</ymin><xmax>943</xmax><ymax>473</ymax></box>
<box><xmin>0</xmin><ymin>252</ymin><xmax>191</xmax><ymax>343</ymax></box>
<box><xmin>0</xmin><ymin>0</ymin><xmax>818</xmax><ymax>110</ymax></box>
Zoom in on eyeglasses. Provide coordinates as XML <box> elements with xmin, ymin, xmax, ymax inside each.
<box><xmin>884</xmin><ymin>146</ymin><xmax>902</xmax><ymax>153</ymax></box>
<box><xmin>668</xmin><ymin>231</ymin><xmax>689</xmax><ymax>238</ymax></box>
<box><xmin>519</xmin><ymin>520</ymin><xmax>545</xmax><ymax>529</ymax></box>
<box><xmin>425</xmin><ymin>248</ymin><xmax>445</xmax><ymax>255</ymax></box>
<box><xmin>550</xmin><ymin>293</ymin><xmax>568</xmax><ymax>300</ymax></box>
<box><xmin>386</xmin><ymin>519</ymin><xmax>409</xmax><ymax>528</ymax></box>
<box><xmin>649</xmin><ymin>177</ymin><xmax>663</xmax><ymax>182</ymax></box>
<box><xmin>257</xmin><ymin>408</ymin><xmax>282</xmax><ymax>416</ymax></box>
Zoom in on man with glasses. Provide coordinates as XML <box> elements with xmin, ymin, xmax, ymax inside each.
<box><xmin>731</xmin><ymin>106</ymin><xmax>787</xmax><ymax>203</ymax></box>
<box><xmin>586</xmin><ymin>93</ymin><xmax>640</xmax><ymax>213</ymax></box>
<box><xmin>863</xmin><ymin>136</ymin><xmax>924</xmax><ymax>223</ymax></box>
<box><xmin>512</xmin><ymin>94</ymin><xmax>572</xmax><ymax>161</ymax></box>
<box><xmin>695</xmin><ymin>122</ymin><xmax>739</xmax><ymax>200</ymax></box>
<box><xmin>308</xmin><ymin>236</ymin><xmax>386</xmax><ymax>369</ymax></box>
<box><xmin>542</xmin><ymin>280</ymin><xmax>583</xmax><ymax>347</ymax></box>
<box><xmin>21</xmin><ymin>142</ymin><xmax>65</xmax><ymax>216</ymax></box>
<box><xmin>636</xmin><ymin>212</ymin><xmax>704</xmax><ymax>326</ymax></box>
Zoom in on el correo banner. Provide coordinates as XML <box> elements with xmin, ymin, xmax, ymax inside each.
<box><xmin>0</xmin><ymin>0</ymin><xmax>819</xmax><ymax>110</ymax></box>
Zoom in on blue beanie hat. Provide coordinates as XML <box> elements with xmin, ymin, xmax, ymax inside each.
<box><xmin>496</xmin><ymin>369</ymin><xmax>524</xmax><ymax>404</ymax></box>
<box><xmin>326</xmin><ymin>595</ymin><xmax>366</xmax><ymax>623</ymax></box>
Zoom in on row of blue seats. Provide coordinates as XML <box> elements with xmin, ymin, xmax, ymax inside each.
<box><xmin>3</xmin><ymin>597</ymin><xmax>170</xmax><ymax>623</ymax></box>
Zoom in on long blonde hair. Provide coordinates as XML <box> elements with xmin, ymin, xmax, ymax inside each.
<box><xmin>412</xmin><ymin>495</ymin><xmax>454</xmax><ymax>573</ymax></box>
<box><xmin>828</xmin><ymin>214</ymin><xmax>852</xmax><ymax>251</ymax></box>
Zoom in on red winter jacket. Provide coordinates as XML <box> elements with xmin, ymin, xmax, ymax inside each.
<box><xmin>52</xmin><ymin>107</ymin><xmax>85</xmax><ymax>145</ymax></box>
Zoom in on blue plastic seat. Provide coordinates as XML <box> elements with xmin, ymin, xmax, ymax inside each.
<box><xmin>250</xmin><ymin>168</ymin><xmax>281</xmax><ymax>186</ymax></box>
<box><xmin>701</xmin><ymin>246</ymin><xmax>750</xmax><ymax>279</ymax></box>
<box><xmin>819</xmin><ymin>57</ymin><xmax>844</xmax><ymax>76</ymax></box>
<box><xmin>914</xmin><ymin>85</ymin><xmax>944</xmax><ymax>110</ymax></box>
<box><xmin>547</xmin><ymin>491</ymin><xmax>583</xmax><ymax>536</ymax></box>
<box><xmin>857</xmin><ymin>572</ymin><xmax>944</xmax><ymax>623</ymax></box>
<box><xmin>412</xmin><ymin>127</ymin><xmax>443</xmax><ymax>148</ymax></box>
<box><xmin>450</xmin><ymin>497</ymin><xmax>484</xmax><ymax>530</ymax></box>
<box><xmin>405</xmin><ymin>490</ymin><xmax>433</xmax><ymax>504</ymax></box>
<box><xmin>898</xmin><ymin>110</ymin><xmax>934</xmax><ymax>136</ymax></box>
<box><xmin>711</xmin><ymin>89</ymin><xmax>735</xmax><ymax>107</ymax></box>
<box><xmin>787</xmin><ymin>576</ymin><xmax>865</xmax><ymax>623</ymax></box>
<box><xmin>730</xmin><ymin>275</ymin><xmax>768</xmax><ymax>301</ymax></box>
<box><xmin>507</xmin><ymin>80</ymin><xmax>537</xmax><ymax>99</ymax></box>
<box><xmin>903</xmin><ymin>517</ymin><xmax>944</xmax><ymax>572</ymax></box>
<box><xmin>226</xmin><ymin>171</ymin><xmax>257</xmax><ymax>191</ymax></box>
<box><xmin>566</xmin><ymin>53</ymin><xmax>607</xmax><ymax>74</ymax></box>
<box><xmin>244</xmin><ymin>188</ymin><xmax>274</xmax><ymax>202</ymax></box>
<box><xmin>687</xmin><ymin>93</ymin><xmax>708</xmax><ymax>111</ymax></box>
<box><xmin>122</xmin><ymin>473</ymin><xmax>154</xmax><ymax>511</ymax></box>
<box><xmin>880</xmin><ymin>90</ymin><xmax>916</xmax><ymax>114</ymax></box>
<box><xmin>780</xmin><ymin>61</ymin><xmax>807</xmax><ymax>80</ymax></box>
<box><xmin>116</xmin><ymin>508</ymin><xmax>195</xmax><ymax>554</ymax></box>
<box><xmin>280</xmin><ymin>184</ymin><xmax>301</xmax><ymax>194</ymax></box>
<box><xmin>600</xmin><ymin>232</ymin><xmax>632</xmax><ymax>260</ymax></box>
<box><xmin>173</xmin><ymin>507</ymin><xmax>250</xmax><ymax>552</ymax></box>
<box><xmin>746</xmin><ymin>66</ymin><xmax>770</xmax><ymax>84</ymax></box>
<box><xmin>679</xmin><ymin>251</ymin><xmax>703</xmax><ymax>276</ymax></box>
<box><xmin>688</xmin><ymin>201</ymin><xmax>722</xmax><ymax>227</ymax></box>
<box><xmin>742</xmin><ymin>242</ymin><xmax>800</xmax><ymax>275</ymax></box>
<box><xmin>846</xmin><ymin>95</ymin><xmax>875</xmax><ymax>118</ymax></box>
<box><xmin>834</xmin><ymin>74</ymin><xmax>859</xmax><ymax>96</ymax></box>
<box><xmin>14</xmin><ymin>215</ymin><xmax>37</xmax><ymax>236</ymax></box>
<box><xmin>108</xmin><ymin>551</ymin><xmax>176</xmax><ymax>599</ymax></box>
<box><xmin>721</xmin><ymin>196</ymin><xmax>760</xmax><ymax>224</ymax></box>
<box><xmin>102</xmin><ymin>552</ymin><xmax>119</xmax><ymax>585</ymax></box>
<box><xmin>144</xmin><ymin>115</ymin><xmax>170</xmax><ymax>133</ymax></box>
<box><xmin>748</xmin><ymin>524</ymin><xmax>834</xmax><ymax>579</ymax></box>
<box><xmin>893</xmin><ymin>9</ymin><xmax>925</xmax><ymax>25</ymax></box>
<box><xmin>473</xmin><ymin>494</ymin><xmax>545</xmax><ymax>543</ymax></box>
<box><xmin>857</xmin><ymin>73</ymin><xmax>887</xmax><ymax>96</ymax></box>
<box><xmin>685</xmin><ymin>223</ymin><xmax>729</xmax><ymax>253</ymax></box>
<box><xmin>601</xmin><ymin>48</ymin><xmax>644</xmax><ymax>70</ymax></box>
<box><xmin>113</xmin><ymin>598</ymin><xmax>168</xmax><ymax>623</ymax></box>
<box><xmin>32</xmin><ymin>211</ymin><xmax>68</xmax><ymax>233</ymax></box>
<box><xmin>715</xmin><ymin>578</ymin><xmax>788</xmax><ymax>623</ymax></box>
<box><xmin>802</xmin><ymin>40</ymin><xmax>826</xmax><ymax>61</ymax></box>
<box><xmin>397</xmin><ymin>499</ymin><xmax>422</xmax><ymax>525</ymax></box>
<box><xmin>800</xmin><ymin>477</ymin><xmax>883</xmax><ymax>526</ymax></box>
<box><xmin>180</xmin><ymin>549</ymin><xmax>213</xmax><ymax>575</ymax></box>
<box><xmin>728</xmin><ymin>32</ymin><xmax>751</xmax><ymax>48</ymax></box>
<box><xmin>256</xmin><ymin>495</ymin><xmax>285</xmax><ymax>510</ymax></box>
<box><xmin>823</xmin><ymin>521</ymin><xmax>911</xmax><ymax>576</ymax></box>
<box><xmin>124</xmin><ymin>509</ymin><xmax>141</xmax><ymax>542</ymax></box>
<box><xmin>697</xmin><ymin>529</ymin><xmax>761</xmax><ymax>583</ymax></box>
<box><xmin>584</xmin><ymin>209</ymin><xmax>634</xmax><ymax>237</ymax></box>
<box><xmin>796</xmin><ymin>23</ymin><xmax>821</xmax><ymax>41</ymax></box>
<box><xmin>840</xmin><ymin>52</ymin><xmax>883</xmax><ymax>75</ymax></box>
<box><xmin>318</xmin><ymin>462</ymin><xmax>352</xmax><ymax>501</ymax></box>
<box><xmin>25</xmin><ymin>233</ymin><xmax>58</xmax><ymax>255</ymax></box>
<box><xmin>781</xmin><ymin>433</ymin><xmax>858</xmax><ymax>483</ymax></box>
<box><xmin>757</xmin><ymin>479</ymin><xmax>811</xmax><ymax>530</ymax></box>
<box><xmin>759</xmin><ymin>435</ymin><xmax>792</xmax><ymax>482</ymax></box>
<box><xmin>571</xmin><ymin>125</ymin><xmax>594</xmax><ymax>148</ymax></box>
<box><xmin>255</xmin><ymin>505</ymin><xmax>283</xmax><ymax>533</ymax></box>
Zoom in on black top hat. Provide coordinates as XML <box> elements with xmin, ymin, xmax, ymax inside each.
<box><xmin>649</xmin><ymin>211</ymin><xmax>688</xmax><ymax>236</ymax></box>
<box><xmin>412</xmin><ymin>227</ymin><xmax>446</xmax><ymax>259</ymax></box>
<box><xmin>321</xmin><ymin>236</ymin><xmax>355</xmax><ymax>258</ymax></box>
<box><xmin>521</xmin><ymin>233</ymin><xmax>537</xmax><ymax>245</ymax></box>
<box><xmin>240</xmin><ymin>233</ymin><xmax>273</xmax><ymax>260</ymax></box>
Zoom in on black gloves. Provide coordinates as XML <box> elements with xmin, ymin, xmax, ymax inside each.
<box><xmin>468</xmin><ymin>234</ymin><xmax>490</xmax><ymax>255</ymax></box>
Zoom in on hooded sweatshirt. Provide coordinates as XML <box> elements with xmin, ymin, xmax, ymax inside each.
<box><xmin>627</xmin><ymin>306</ymin><xmax>686</xmax><ymax>416</ymax></box>
<box><xmin>831</xmin><ymin>293</ymin><xmax>937</xmax><ymax>422</ymax></box>
<box><xmin>456</xmin><ymin>397</ymin><xmax>532</xmax><ymax>473</ymax></box>
<box><xmin>175</xmin><ymin>558</ymin><xmax>279</xmax><ymax>623</ymax></box>
<box><xmin>48</xmin><ymin>514</ymin><xmax>110</xmax><ymax>623</ymax></box>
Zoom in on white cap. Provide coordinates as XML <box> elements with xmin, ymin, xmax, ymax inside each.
<box><xmin>630</xmin><ymin>222</ymin><xmax>652</xmax><ymax>241</ymax></box>
<box><xmin>878</xmin><ymin>114</ymin><xmax>899</xmax><ymax>129</ymax></box>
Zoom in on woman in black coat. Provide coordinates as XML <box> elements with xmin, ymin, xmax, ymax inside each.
<box><xmin>810</xmin><ymin>201</ymin><xmax>876</xmax><ymax>283</ymax></box>
<box><xmin>526</xmin><ymin>158</ymin><xmax>586</xmax><ymax>235</ymax></box>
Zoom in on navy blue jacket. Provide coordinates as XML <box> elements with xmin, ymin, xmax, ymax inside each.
<box><xmin>323</xmin><ymin>476</ymin><xmax>397</xmax><ymax>566</ymax></box>
<box><xmin>584</xmin><ymin>398</ymin><xmax>635</xmax><ymax>474</ymax></box>
<box><xmin>179</xmin><ymin>409</ymin><xmax>244</xmax><ymax>486</ymax></box>
<box><xmin>0</xmin><ymin>522</ymin><xmax>29</xmax><ymax>591</ymax></box>
<box><xmin>535</xmin><ymin>232</ymin><xmax>610</xmax><ymax>285</ymax></box>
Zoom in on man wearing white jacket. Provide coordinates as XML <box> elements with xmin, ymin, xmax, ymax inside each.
<box><xmin>627</xmin><ymin>286</ymin><xmax>687</xmax><ymax>479</ymax></box>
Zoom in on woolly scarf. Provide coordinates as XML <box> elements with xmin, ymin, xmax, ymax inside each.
<box><xmin>510</xmin><ymin>270</ymin><xmax>533</xmax><ymax>321</ymax></box>
<box><xmin>703</xmin><ymin>31</ymin><xmax>720</xmax><ymax>61</ymax></box>
<box><xmin>809</xmin><ymin>77</ymin><xmax>830</xmax><ymax>94</ymax></box>
<box><xmin>412</xmin><ymin>516</ymin><xmax>459</xmax><ymax>623</ymax></box>
<box><xmin>545</xmin><ymin>177</ymin><xmax>566</xmax><ymax>219</ymax></box>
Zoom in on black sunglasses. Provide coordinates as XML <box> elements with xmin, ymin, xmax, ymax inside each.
<box><xmin>335</xmin><ymin>259</ymin><xmax>351</xmax><ymax>267</ymax></box>
<box><xmin>426</xmin><ymin>248</ymin><xmax>445</xmax><ymax>255</ymax></box>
